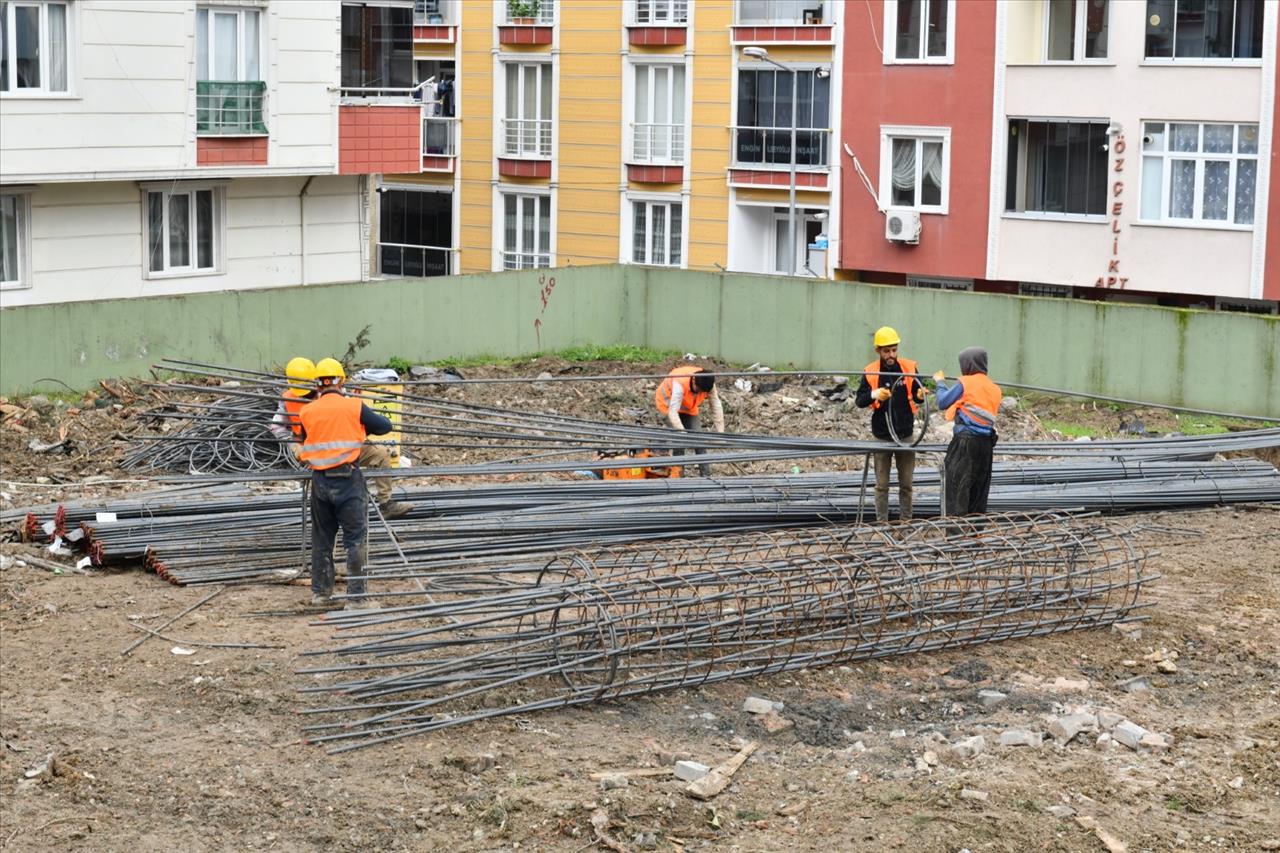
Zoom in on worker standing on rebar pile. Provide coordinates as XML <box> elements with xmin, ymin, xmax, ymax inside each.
<box><xmin>655</xmin><ymin>364</ymin><xmax>725</xmax><ymax>476</ymax></box>
<box><xmin>270</xmin><ymin>356</ymin><xmax>317</xmax><ymax>463</ymax></box>
<box><xmin>934</xmin><ymin>347</ymin><xmax>1003</xmax><ymax>516</ymax></box>
<box><xmin>298</xmin><ymin>357</ymin><xmax>393</xmax><ymax>610</ymax></box>
<box><xmin>272</xmin><ymin>355</ymin><xmax>409</xmax><ymax>519</ymax></box>
<box><xmin>855</xmin><ymin>326</ymin><xmax>926</xmax><ymax>522</ymax></box>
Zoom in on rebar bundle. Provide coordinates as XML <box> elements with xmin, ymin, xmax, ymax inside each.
<box><xmin>122</xmin><ymin>391</ymin><xmax>297</xmax><ymax>474</ymax></box>
<box><xmin>297</xmin><ymin>512</ymin><xmax>1153</xmax><ymax>752</ymax></box>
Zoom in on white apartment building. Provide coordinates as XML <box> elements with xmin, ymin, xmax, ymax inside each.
<box><xmin>0</xmin><ymin>0</ymin><xmax>375</xmax><ymax>307</ymax></box>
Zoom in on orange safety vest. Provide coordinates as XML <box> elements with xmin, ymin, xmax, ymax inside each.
<box><xmin>864</xmin><ymin>357</ymin><xmax>919</xmax><ymax>414</ymax></box>
<box><xmin>945</xmin><ymin>373</ymin><xmax>1003</xmax><ymax>428</ymax></box>
<box><xmin>280</xmin><ymin>392</ymin><xmax>307</xmax><ymax>439</ymax></box>
<box><xmin>298</xmin><ymin>392</ymin><xmax>366</xmax><ymax>470</ymax></box>
<box><xmin>655</xmin><ymin>366</ymin><xmax>709</xmax><ymax>416</ymax></box>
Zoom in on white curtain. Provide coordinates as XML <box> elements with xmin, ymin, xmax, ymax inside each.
<box><xmin>48</xmin><ymin>3</ymin><xmax>67</xmax><ymax>91</ymax></box>
<box><xmin>244</xmin><ymin>11</ymin><xmax>260</xmax><ymax>81</ymax></box>
<box><xmin>891</xmin><ymin>139</ymin><xmax>916</xmax><ymax>206</ymax></box>
<box><xmin>921</xmin><ymin>141</ymin><xmax>943</xmax><ymax>203</ymax></box>
<box><xmin>1235</xmin><ymin>159</ymin><xmax>1257</xmax><ymax>225</ymax></box>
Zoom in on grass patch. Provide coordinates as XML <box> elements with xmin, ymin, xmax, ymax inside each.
<box><xmin>1165</xmin><ymin>795</ymin><xmax>1185</xmax><ymax>811</ymax></box>
<box><xmin>558</xmin><ymin>344</ymin><xmax>679</xmax><ymax>363</ymax></box>
<box><xmin>431</xmin><ymin>353</ymin><xmax>531</xmax><ymax>369</ymax></box>
<box><xmin>1040</xmin><ymin>420</ymin><xmax>1093</xmax><ymax>439</ymax></box>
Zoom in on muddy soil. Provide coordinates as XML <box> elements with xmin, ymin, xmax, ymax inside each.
<box><xmin>1</xmin><ymin>361</ymin><xmax>1278</xmax><ymax>852</ymax></box>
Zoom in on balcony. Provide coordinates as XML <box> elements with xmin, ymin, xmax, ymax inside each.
<box><xmin>413</xmin><ymin>0</ymin><xmax>457</xmax><ymax>41</ymax></box>
<box><xmin>631</xmin><ymin>123</ymin><xmax>685</xmax><ymax>164</ymax></box>
<box><xmin>422</xmin><ymin>115</ymin><xmax>457</xmax><ymax>171</ymax></box>
<box><xmin>499</xmin><ymin>0</ymin><xmax>554</xmax><ymax>44</ymax></box>
<box><xmin>732</xmin><ymin>0</ymin><xmax>833</xmax><ymax>43</ymax></box>
<box><xmin>379</xmin><ymin>242</ymin><xmax>453</xmax><ymax>277</ymax></box>
<box><xmin>196</xmin><ymin>81</ymin><xmax>267</xmax><ymax>136</ymax></box>
<box><xmin>501</xmin><ymin>118</ymin><xmax>552</xmax><ymax>159</ymax></box>
<box><xmin>730</xmin><ymin>125</ymin><xmax>831</xmax><ymax>188</ymax></box>
<box><xmin>502</xmin><ymin>251</ymin><xmax>551</xmax><ymax>270</ymax></box>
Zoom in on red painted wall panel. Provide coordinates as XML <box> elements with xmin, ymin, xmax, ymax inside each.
<box><xmin>197</xmin><ymin>136</ymin><xmax>268</xmax><ymax>166</ymax></box>
<box><xmin>338</xmin><ymin>105</ymin><xmax>421</xmax><ymax>175</ymax></box>
<box><xmin>628</xmin><ymin>26</ymin><xmax>688</xmax><ymax>46</ymax></box>
<box><xmin>839</xmin><ymin>0</ymin><xmax>995</xmax><ymax>279</ymax></box>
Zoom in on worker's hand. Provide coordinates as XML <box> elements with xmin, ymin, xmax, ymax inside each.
<box><xmin>872</xmin><ymin>387</ymin><xmax>891</xmax><ymax>403</ymax></box>
<box><xmin>932</xmin><ymin>370</ymin><xmax>946</xmax><ymax>383</ymax></box>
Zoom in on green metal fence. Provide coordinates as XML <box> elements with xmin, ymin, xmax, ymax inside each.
<box><xmin>196</xmin><ymin>81</ymin><xmax>267</xmax><ymax>135</ymax></box>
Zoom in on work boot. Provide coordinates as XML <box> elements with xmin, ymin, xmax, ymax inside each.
<box><xmin>874</xmin><ymin>491</ymin><xmax>890</xmax><ymax>523</ymax></box>
<box><xmin>344</xmin><ymin>597</ymin><xmax>381</xmax><ymax>611</ymax></box>
<box><xmin>379</xmin><ymin>500</ymin><xmax>411</xmax><ymax>520</ymax></box>
<box><xmin>273</xmin><ymin>567</ymin><xmax>303</xmax><ymax>582</ymax></box>
<box><xmin>309</xmin><ymin>593</ymin><xmax>334</xmax><ymax>609</ymax></box>
<box><xmin>899</xmin><ymin>493</ymin><xmax>913</xmax><ymax>521</ymax></box>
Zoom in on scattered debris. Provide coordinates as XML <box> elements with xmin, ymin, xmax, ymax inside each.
<box><xmin>685</xmin><ymin>741</ymin><xmax>758</xmax><ymax>800</ymax></box>
<box><xmin>951</xmin><ymin>736</ymin><xmax>986</xmax><ymax>760</ymax></box>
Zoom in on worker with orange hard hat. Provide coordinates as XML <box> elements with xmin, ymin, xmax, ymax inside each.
<box><xmin>854</xmin><ymin>326</ymin><xmax>928</xmax><ymax>522</ymax></box>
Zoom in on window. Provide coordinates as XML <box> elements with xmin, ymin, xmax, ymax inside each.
<box><xmin>735</xmin><ymin>68</ymin><xmax>830</xmax><ymax>168</ymax></box>
<box><xmin>1140</xmin><ymin>122</ymin><xmax>1257</xmax><ymax>226</ymax></box>
<box><xmin>632</xmin><ymin>0</ymin><xmax>688</xmax><ymax>24</ymax></box>
<box><xmin>503</xmin><ymin>62</ymin><xmax>552</xmax><ymax>157</ymax></box>
<box><xmin>908</xmin><ymin>276</ymin><xmax>972</xmax><ymax>291</ymax></box>
<box><xmin>771</xmin><ymin>208</ymin><xmax>824</xmax><ymax>275</ymax></box>
<box><xmin>1215</xmin><ymin>296</ymin><xmax>1276</xmax><ymax>315</ymax></box>
<box><xmin>503</xmin><ymin>0</ymin><xmax>554</xmax><ymax>25</ymax></box>
<box><xmin>1</xmin><ymin>1</ymin><xmax>70</xmax><ymax>94</ymax></box>
<box><xmin>881</xmin><ymin>128</ymin><xmax>950</xmax><ymax>212</ymax></box>
<box><xmin>1046</xmin><ymin>0</ymin><xmax>1109</xmax><ymax>60</ymax></box>
<box><xmin>341</xmin><ymin>3</ymin><xmax>413</xmax><ymax>93</ymax></box>
<box><xmin>1019</xmin><ymin>282</ymin><xmax>1072</xmax><ymax>298</ymax></box>
<box><xmin>1005</xmin><ymin>119</ymin><xmax>1108</xmax><ymax>217</ymax></box>
<box><xmin>502</xmin><ymin>193</ymin><xmax>551</xmax><ymax>269</ymax></box>
<box><xmin>379</xmin><ymin>188</ymin><xmax>452</xmax><ymax>277</ymax></box>
<box><xmin>630</xmin><ymin>200</ymin><xmax>682</xmax><ymax>266</ymax></box>
<box><xmin>196</xmin><ymin>7</ymin><xmax>265</xmax><ymax>135</ymax></box>
<box><xmin>886</xmin><ymin>0</ymin><xmax>952</xmax><ymax>63</ymax></box>
<box><xmin>145</xmin><ymin>187</ymin><xmax>222</xmax><ymax>276</ymax></box>
<box><xmin>0</xmin><ymin>192</ymin><xmax>30</xmax><ymax>290</ymax></box>
<box><xmin>414</xmin><ymin>0</ymin><xmax>452</xmax><ymax>25</ymax></box>
<box><xmin>1145</xmin><ymin>0</ymin><xmax>1263</xmax><ymax>60</ymax></box>
<box><xmin>632</xmin><ymin>63</ymin><xmax>685</xmax><ymax>163</ymax></box>
<box><xmin>736</xmin><ymin>1</ymin><xmax>828</xmax><ymax>25</ymax></box>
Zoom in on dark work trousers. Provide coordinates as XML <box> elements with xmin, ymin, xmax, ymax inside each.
<box><xmin>943</xmin><ymin>431</ymin><xmax>997</xmax><ymax>516</ymax></box>
<box><xmin>872</xmin><ymin>447</ymin><xmax>915</xmax><ymax>522</ymax></box>
<box><xmin>310</xmin><ymin>465</ymin><xmax>370</xmax><ymax>598</ymax></box>
<box><xmin>667</xmin><ymin>411</ymin><xmax>711</xmax><ymax>477</ymax></box>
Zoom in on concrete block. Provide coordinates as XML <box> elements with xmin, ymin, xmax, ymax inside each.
<box><xmin>742</xmin><ymin>696</ymin><xmax>784</xmax><ymax>715</ymax></box>
<box><xmin>1119</xmin><ymin>675</ymin><xmax>1150</xmax><ymax>693</ymax></box>
<box><xmin>951</xmin><ymin>735</ymin><xmax>986</xmax><ymax>760</ymax></box>
<box><xmin>1112</xmin><ymin>720</ymin><xmax>1148</xmax><ymax>750</ymax></box>
<box><xmin>998</xmin><ymin>729</ymin><xmax>1043</xmax><ymax>748</ymax></box>
<box><xmin>1096</xmin><ymin>710</ymin><xmax>1124</xmax><ymax>730</ymax></box>
<box><xmin>1049</xmin><ymin>713</ymin><xmax>1098</xmax><ymax>744</ymax></box>
<box><xmin>674</xmin><ymin>760</ymin><xmax>709</xmax><ymax>782</ymax></box>
<box><xmin>959</xmin><ymin>788</ymin><xmax>990</xmax><ymax>802</ymax></box>
<box><xmin>977</xmin><ymin>689</ymin><xmax>1007</xmax><ymax>708</ymax></box>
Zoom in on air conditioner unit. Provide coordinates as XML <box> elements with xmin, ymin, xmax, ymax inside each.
<box><xmin>884</xmin><ymin>208</ymin><xmax>921</xmax><ymax>244</ymax></box>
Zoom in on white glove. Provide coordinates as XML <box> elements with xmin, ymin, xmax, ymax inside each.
<box><xmin>932</xmin><ymin>370</ymin><xmax>946</xmax><ymax>383</ymax></box>
<box><xmin>872</xmin><ymin>387</ymin><xmax>891</xmax><ymax>403</ymax></box>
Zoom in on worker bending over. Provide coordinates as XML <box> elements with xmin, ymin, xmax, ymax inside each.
<box><xmin>855</xmin><ymin>326</ymin><xmax>926</xmax><ymax>522</ymax></box>
<box><xmin>298</xmin><ymin>357</ymin><xmax>392</xmax><ymax>610</ymax></box>
<box><xmin>655</xmin><ymin>365</ymin><xmax>725</xmax><ymax>477</ymax></box>
<box><xmin>272</xmin><ymin>355</ymin><xmax>409</xmax><ymax>519</ymax></box>
<box><xmin>934</xmin><ymin>347</ymin><xmax>1003</xmax><ymax>516</ymax></box>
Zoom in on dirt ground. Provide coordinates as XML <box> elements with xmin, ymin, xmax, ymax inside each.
<box><xmin>2</xmin><ymin>361</ymin><xmax>1278</xmax><ymax>852</ymax></box>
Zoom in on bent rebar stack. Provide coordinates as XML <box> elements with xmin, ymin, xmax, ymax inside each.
<box><xmin>299</xmin><ymin>512</ymin><xmax>1153</xmax><ymax>752</ymax></box>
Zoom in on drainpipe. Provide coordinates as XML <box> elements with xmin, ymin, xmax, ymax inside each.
<box><xmin>298</xmin><ymin>176</ymin><xmax>315</xmax><ymax>286</ymax></box>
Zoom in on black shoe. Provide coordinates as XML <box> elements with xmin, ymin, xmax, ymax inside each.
<box><xmin>379</xmin><ymin>501</ymin><xmax>411</xmax><ymax>519</ymax></box>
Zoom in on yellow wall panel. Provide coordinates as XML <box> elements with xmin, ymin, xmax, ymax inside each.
<box><xmin>458</xmin><ymin>1</ymin><xmax>495</xmax><ymax>273</ymax></box>
<box><xmin>687</xmin><ymin>1</ymin><xmax>735</xmax><ymax>272</ymax></box>
<box><xmin>383</xmin><ymin>171</ymin><xmax>455</xmax><ymax>187</ymax></box>
<box><xmin>735</xmin><ymin>188</ymin><xmax>831</xmax><ymax>206</ymax></box>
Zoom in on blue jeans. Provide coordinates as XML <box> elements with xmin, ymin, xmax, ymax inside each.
<box><xmin>310</xmin><ymin>466</ymin><xmax>369</xmax><ymax>597</ymax></box>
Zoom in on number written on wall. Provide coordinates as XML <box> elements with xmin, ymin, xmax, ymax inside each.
<box><xmin>1096</xmin><ymin>134</ymin><xmax>1130</xmax><ymax>290</ymax></box>
<box><xmin>532</xmin><ymin>273</ymin><xmax>556</xmax><ymax>346</ymax></box>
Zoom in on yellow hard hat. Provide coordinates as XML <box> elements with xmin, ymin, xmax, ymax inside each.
<box><xmin>314</xmin><ymin>357</ymin><xmax>346</xmax><ymax>381</ymax></box>
<box><xmin>873</xmin><ymin>326</ymin><xmax>901</xmax><ymax>348</ymax></box>
<box><xmin>284</xmin><ymin>357</ymin><xmax>316</xmax><ymax>397</ymax></box>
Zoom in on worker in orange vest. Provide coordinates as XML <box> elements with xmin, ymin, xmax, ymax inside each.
<box><xmin>655</xmin><ymin>364</ymin><xmax>725</xmax><ymax>476</ymax></box>
<box><xmin>272</xmin><ymin>355</ymin><xmax>408</xmax><ymax>518</ymax></box>
<box><xmin>298</xmin><ymin>357</ymin><xmax>394</xmax><ymax>610</ymax></box>
<box><xmin>934</xmin><ymin>347</ymin><xmax>1004</xmax><ymax>516</ymax></box>
<box><xmin>855</xmin><ymin>326</ymin><xmax>926</xmax><ymax>521</ymax></box>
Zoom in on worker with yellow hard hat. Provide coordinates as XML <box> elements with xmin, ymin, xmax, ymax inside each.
<box><xmin>854</xmin><ymin>326</ymin><xmax>929</xmax><ymax>522</ymax></box>
<box><xmin>269</xmin><ymin>357</ymin><xmax>318</xmax><ymax>461</ymax></box>
<box><xmin>295</xmin><ymin>357</ymin><xmax>399</xmax><ymax>610</ymax></box>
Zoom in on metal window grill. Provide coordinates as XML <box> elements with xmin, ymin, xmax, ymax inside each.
<box><xmin>196</xmin><ymin>81</ymin><xmax>267</xmax><ymax>135</ymax></box>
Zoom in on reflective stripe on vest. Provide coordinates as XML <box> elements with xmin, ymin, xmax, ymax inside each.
<box><xmin>282</xmin><ymin>394</ymin><xmax>306</xmax><ymax>438</ymax></box>
<box><xmin>864</xmin><ymin>358</ymin><xmax>919</xmax><ymax>414</ymax></box>
<box><xmin>945</xmin><ymin>373</ymin><xmax>1003</xmax><ymax>429</ymax></box>
<box><xmin>655</xmin><ymin>366</ymin><xmax>708</xmax><ymax>416</ymax></box>
<box><xmin>298</xmin><ymin>393</ymin><xmax>365</xmax><ymax>470</ymax></box>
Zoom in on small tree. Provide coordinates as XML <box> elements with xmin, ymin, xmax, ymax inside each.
<box><xmin>507</xmin><ymin>0</ymin><xmax>541</xmax><ymax>21</ymax></box>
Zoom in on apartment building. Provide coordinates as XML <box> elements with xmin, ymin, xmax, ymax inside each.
<box><xmin>839</xmin><ymin>0</ymin><xmax>1280</xmax><ymax>312</ymax></box>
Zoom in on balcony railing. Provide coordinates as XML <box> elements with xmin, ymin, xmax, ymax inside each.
<box><xmin>631</xmin><ymin>123</ymin><xmax>685</xmax><ymax>163</ymax></box>
<box><xmin>735</xmin><ymin>0</ymin><xmax>829</xmax><ymax>25</ymax></box>
<box><xmin>502</xmin><ymin>0</ymin><xmax>555</xmax><ymax>25</ymax></box>
<box><xmin>379</xmin><ymin>243</ymin><xmax>453</xmax><ymax>277</ymax></box>
<box><xmin>423</xmin><ymin>116</ymin><xmax>457</xmax><ymax>156</ymax></box>
<box><xmin>630</xmin><ymin>0</ymin><xmax>688</xmax><ymax>24</ymax></box>
<box><xmin>502</xmin><ymin>118</ymin><xmax>552</xmax><ymax>158</ymax></box>
<box><xmin>502</xmin><ymin>251</ymin><xmax>551</xmax><ymax>270</ymax></box>
<box><xmin>732</xmin><ymin>126</ymin><xmax>831</xmax><ymax>169</ymax></box>
<box><xmin>196</xmin><ymin>81</ymin><xmax>267</xmax><ymax>135</ymax></box>
<box><xmin>413</xmin><ymin>0</ymin><xmax>456</xmax><ymax>25</ymax></box>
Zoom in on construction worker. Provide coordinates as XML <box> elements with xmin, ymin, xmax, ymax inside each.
<box><xmin>655</xmin><ymin>364</ymin><xmax>725</xmax><ymax>476</ymax></box>
<box><xmin>298</xmin><ymin>357</ymin><xmax>393</xmax><ymax>609</ymax></box>
<box><xmin>271</xmin><ymin>356</ymin><xmax>409</xmax><ymax>518</ymax></box>
<box><xmin>855</xmin><ymin>326</ymin><xmax>926</xmax><ymax>522</ymax></box>
<box><xmin>270</xmin><ymin>356</ymin><xmax>316</xmax><ymax>463</ymax></box>
<box><xmin>934</xmin><ymin>347</ymin><xmax>1003</xmax><ymax>516</ymax></box>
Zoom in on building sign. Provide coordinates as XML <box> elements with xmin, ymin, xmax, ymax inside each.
<box><xmin>1096</xmin><ymin>134</ymin><xmax>1130</xmax><ymax>289</ymax></box>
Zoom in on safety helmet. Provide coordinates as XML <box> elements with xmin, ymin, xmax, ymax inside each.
<box><xmin>873</xmin><ymin>326</ymin><xmax>901</xmax><ymax>348</ymax></box>
<box><xmin>284</xmin><ymin>357</ymin><xmax>316</xmax><ymax>397</ymax></box>
<box><xmin>313</xmin><ymin>357</ymin><xmax>346</xmax><ymax>382</ymax></box>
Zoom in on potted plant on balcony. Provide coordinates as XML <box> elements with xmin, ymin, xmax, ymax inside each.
<box><xmin>508</xmin><ymin>0</ymin><xmax>540</xmax><ymax>25</ymax></box>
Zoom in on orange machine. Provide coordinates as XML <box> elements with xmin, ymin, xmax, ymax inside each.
<box><xmin>598</xmin><ymin>448</ymin><xmax>682</xmax><ymax>480</ymax></box>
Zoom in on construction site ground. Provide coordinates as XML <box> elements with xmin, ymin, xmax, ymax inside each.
<box><xmin>2</xmin><ymin>357</ymin><xmax>1278</xmax><ymax>852</ymax></box>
